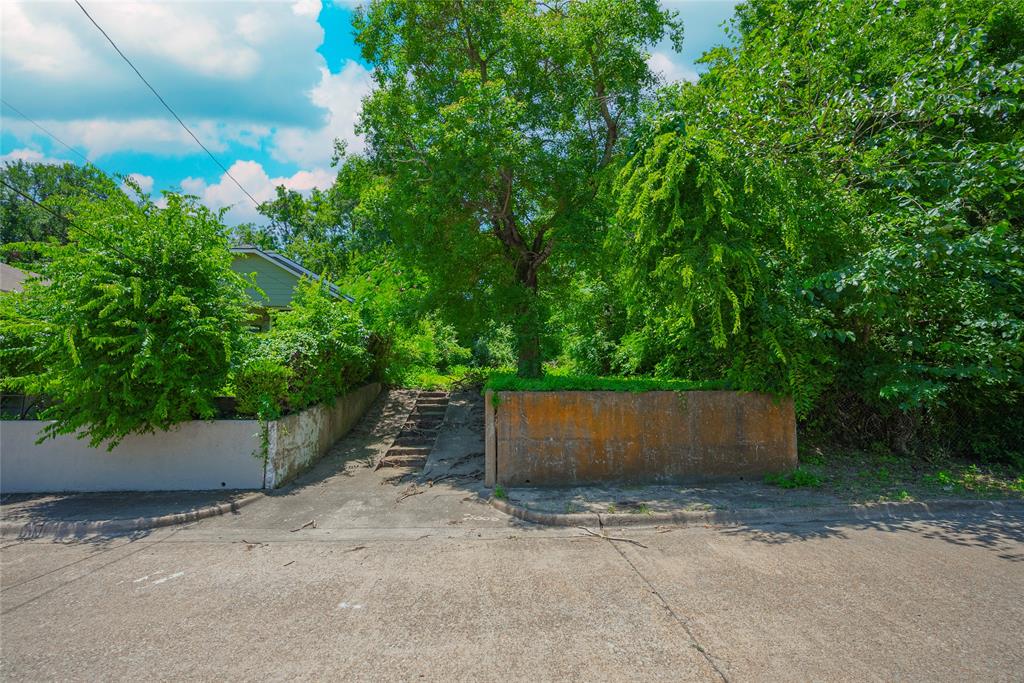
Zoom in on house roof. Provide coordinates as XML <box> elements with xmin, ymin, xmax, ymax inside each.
<box><xmin>230</xmin><ymin>246</ymin><xmax>354</xmax><ymax>303</ymax></box>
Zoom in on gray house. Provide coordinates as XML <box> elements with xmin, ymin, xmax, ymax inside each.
<box><xmin>229</xmin><ymin>246</ymin><xmax>351</xmax><ymax>329</ymax></box>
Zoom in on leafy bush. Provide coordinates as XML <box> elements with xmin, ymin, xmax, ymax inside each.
<box><xmin>485</xmin><ymin>372</ymin><xmax>726</xmax><ymax>393</ymax></box>
<box><xmin>233</xmin><ymin>279</ymin><xmax>372</xmax><ymax>418</ymax></box>
<box><xmin>233</xmin><ymin>358</ymin><xmax>292</xmax><ymax>419</ymax></box>
<box><xmin>764</xmin><ymin>468</ymin><xmax>822</xmax><ymax>489</ymax></box>
<box><xmin>612</xmin><ymin>0</ymin><xmax>1024</xmax><ymax>458</ymax></box>
<box><xmin>0</xmin><ymin>186</ymin><xmax>252</xmax><ymax>447</ymax></box>
<box><xmin>471</xmin><ymin>321</ymin><xmax>517</xmax><ymax>369</ymax></box>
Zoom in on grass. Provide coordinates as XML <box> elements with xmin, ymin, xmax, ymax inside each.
<box><xmin>764</xmin><ymin>467</ymin><xmax>823</xmax><ymax>489</ymax></box>
<box><xmin>792</xmin><ymin>445</ymin><xmax>1024</xmax><ymax>503</ymax></box>
<box><xmin>393</xmin><ymin>365</ymin><xmax>728</xmax><ymax>394</ymax></box>
<box><xmin>390</xmin><ymin>365</ymin><xmax>490</xmax><ymax>391</ymax></box>
<box><xmin>493</xmin><ymin>484</ymin><xmax>507</xmax><ymax>500</ymax></box>
<box><xmin>485</xmin><ymin>372</ymin><xmax>727</xmax><ymax>393</ymax></box>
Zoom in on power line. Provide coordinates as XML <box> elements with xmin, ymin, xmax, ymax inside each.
<box><xmin>0</xmin><ymin>99</ymin><xmax>91</xmax><ymax>166</ymax></box>
<box><xmin>74</xmin><ymin>0</ymin><xmax>261</xmax><ymax>208</ymax></box>
<box><xmin>0</xmin><ymin>177</ymin><xmax>149</xmax><ymax>273</ymax></box>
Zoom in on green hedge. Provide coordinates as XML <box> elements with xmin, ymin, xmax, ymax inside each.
<box><xmin>484</xmin><ymin>373</ymin><xmax>728</xmax><ymax>393</ymax></box>
<box><xmin>232</xmin><ymin>279</ymin><xmax>372</xmax><ymax>419</ymax></box>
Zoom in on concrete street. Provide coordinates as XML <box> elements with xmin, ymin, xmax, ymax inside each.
<box><xmin>2</xmin><ymin>393</ymin><xmax>1022</xmax><ymax>681</ymax></box>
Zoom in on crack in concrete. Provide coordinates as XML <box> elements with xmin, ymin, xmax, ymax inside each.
<box><xmin>1</xmin><ymin>529</ymin><xmax>181</xmax><ymax>616</ymax></box>
<box><xmin>606</xmin><ymin>537</ymin><xmax>731</xmax><ymax>682</ymax></box>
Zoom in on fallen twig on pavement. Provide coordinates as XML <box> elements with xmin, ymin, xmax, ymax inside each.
<box><xmin>289</xmin><ymin>519</ymin><xmax>316</xmax><ymax>532</ymax></box>
<box><xmin>397</xmin><ymin>485</ymin><xmax>423</xmax><ymax>501</ymax></box>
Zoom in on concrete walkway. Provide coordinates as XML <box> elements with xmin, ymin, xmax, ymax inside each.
<box><xmin>2</xmin><ymin>389</ymin><xmax>1023</xmax><ymax>680</ymax></box>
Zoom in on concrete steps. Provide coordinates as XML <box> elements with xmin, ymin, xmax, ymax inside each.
<box><xmin>376</xmin><ymin>390</ymin><xmax>449</xmax><ymax>471</ymax></box>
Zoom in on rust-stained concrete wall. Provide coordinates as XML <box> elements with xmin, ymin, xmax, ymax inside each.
<box><xmin>264</xmin><ymin>383</ymin><xmax>380</xmax><ymax>488</ymax></box>
<box><xmin>485</xmin><ymin>390</ymin><xmax>796</xmax><ymax>487</ymax></box>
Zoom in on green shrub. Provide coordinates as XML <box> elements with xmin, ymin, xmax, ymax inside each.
<box><xmin>764</xmin><ymin>468</ymin><xmax>823</xmax><ymax>489</ymax></box>
<box><xmin>233</xmin><ymin>358</ymin><xmax>292</xmax><ymax>419</ymax></box>
<box><xmin>485</xmin><ymin>372</ymin><xmax>726</xmax><ymax>393</ymax></box>
<box><xmin>472</xmin><ymin>321</ymin><xmax>517</xmax><ymax>369</ymax></box>
<box><xmin>0</xmin><ymin>185</ymin><xmax>251</xmax><ymax>447</ymax></box>
<box><xmin>612</xmin><ymin>0</ymin><xmax>1024</xmax><ymax>458</ymax></box>
<box><xmin>235</xmin><ymin>279</ymin><xmax>372</xmax><ymax>415</ymax></box>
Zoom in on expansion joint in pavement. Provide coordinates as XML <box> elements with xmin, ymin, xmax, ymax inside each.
<box><xmin>606</xmin><ymin>538</ymin><xmax>731</xmax><ymax>682</ymax></box>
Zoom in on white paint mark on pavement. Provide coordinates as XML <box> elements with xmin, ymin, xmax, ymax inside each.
<box><xmin>150</xmin><ymin>572</ymin><xmax>184</xmax><ymax>586</ymax></box>
<box><xmin>337</xmin><ymin>601</ymin><xmax>364</xmax><ymax>610</ymax></box>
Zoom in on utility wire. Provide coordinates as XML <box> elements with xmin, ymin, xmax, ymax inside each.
<box><xmin>0</xmin><ymin>177</ymin><xmax>149</xmax><ymax>273</ymax></box>
<box><xmin>74</xmin><ymin>0</ymin><xmax>261</xmax><ymax>208</ymax></box>
<box><xmin>0</xmin><ymin>98</ymin><xmax>91</xmax><ymax>166</ymax></box>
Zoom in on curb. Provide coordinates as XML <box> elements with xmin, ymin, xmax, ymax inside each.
<box><xmin>489</xmin><ymin>496</ymin><xmax>1024</xmax><ymax>528</ymax></box>
<box><xmin>0</xmin><ymin>491</ymin><xmax>265</xmax><ymax>539</ymax></box>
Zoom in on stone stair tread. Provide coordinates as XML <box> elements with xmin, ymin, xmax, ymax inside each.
<box><xmin>387</xmin><ymin>446</ymin><xmax>432</xmax><ymax>455</ymax></box>
<box><xmin>393</xmin><ymin>437</ymin><xmax>433</xmax><ymax>447</ymax></box>
<box><xmin>378</xmin><ymin>455</ymin><xmax>428</xmax><ymax>468</ymax></box>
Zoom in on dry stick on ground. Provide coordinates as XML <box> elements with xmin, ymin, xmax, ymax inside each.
<box><xmin>427</xmin><ymin>469</ymin><xmax>485</xmax><ymax>487</ymax></box>
<box><xmin>576</xmin><ymin>526</ymin><xmax>648</xmax><ymax>548</ymax></box>
<box><xmin>289</xmin><ymin>519</ymin><xmax>316</xmax><ymax>532</ymax></box>
<box><xmin>397</xmin><ymin>485</ymin><xmax>423</xmax><ymax>502</ymax></box>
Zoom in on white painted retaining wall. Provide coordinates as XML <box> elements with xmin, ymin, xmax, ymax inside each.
<box><xmin>0</xmin><ymin>384</ymin><xmax>380</xmax><ymax>493</ymax></box>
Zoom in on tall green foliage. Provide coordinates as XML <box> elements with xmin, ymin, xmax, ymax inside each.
<box><xmin>353</xmin><ymin>0</ymin><xmax>681</xmax><ymax>377</ymax></box>
<box><xmin>1</xmin><ymin>161</ymin><xmax>111</xmax><ymax>256</ymax></box>
<box><xmin>613</xmin><ymin>0</ymin><xmax>1024</xmax><ymax>456</ymax></box>
<box><xmin>234</xmin><ymin>279</ymin><xmax>372</xmax><ymax>418</ymax></box>
<box><xmin>0</xmin><ymin>185</ymin><xmax>252</xmax><ymax>447</ymax></box>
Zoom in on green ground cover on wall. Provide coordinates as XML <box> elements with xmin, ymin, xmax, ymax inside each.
<box><xmin>485</xmin><ymin>373</ymin><xmax>727</xmax><ymax>393</ymax></box>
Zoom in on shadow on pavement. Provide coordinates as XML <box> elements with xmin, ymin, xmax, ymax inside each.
<box><xmin>722</xmin><ymin>512</ymin><xmax>1024</xmax><ymax>561</ymax></box>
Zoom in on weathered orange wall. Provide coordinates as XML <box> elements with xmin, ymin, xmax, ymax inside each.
<box><xmin>484</xmin><ymin>390</ymin><xmax>796</xmax><ymax>487</ymax></box>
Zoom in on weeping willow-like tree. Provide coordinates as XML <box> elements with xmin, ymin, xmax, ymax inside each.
<box><xmin>613</xmin><ymin>0</ymin><xmax>1024</xmax><ymax>457</ymax></box>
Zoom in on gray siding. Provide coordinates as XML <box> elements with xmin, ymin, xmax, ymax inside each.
<box><xmin>230</xmin><ymin>254</ymin><xmax>301</xmax><ymax>308</ymax></box>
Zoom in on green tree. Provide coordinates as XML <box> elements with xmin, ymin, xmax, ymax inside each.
<box><xmin>234</xmin><ymin>279</ymin><xmax>372</xmax><ymax>418</ymax></box>
<box><xmin>615</xmin><ymin>0</ymin><xmax>1024</xmax><ymax>455</ymax></box>
<box><xmin>0</xmin><ymin>186</ymin><xmax>252</xmax><ymax>447</ymax></box>
<box><xmin>0</xmin><ymin>161</ymin><xmax>111</xmax><ymax>253</ymax></box>
<box><xmin>240</xmin><ymin>154</ymin><xmax>386</xmax><ymax>280</ymax></box>
<box><xmin>353</xmin><ymin>0</ymin><xmax>681</xmax><ymax>377</ymax></box>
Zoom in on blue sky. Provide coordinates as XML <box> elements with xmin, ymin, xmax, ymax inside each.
<box><xmin>1</xmin><ymin>0</ymin><xmax>738</xmax><ymax>224</ymax></box>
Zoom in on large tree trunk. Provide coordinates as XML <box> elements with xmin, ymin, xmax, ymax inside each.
<box><xmin>513</xmin><ymin>259</ymin><xmax>542</xmax><ymax>378</ymax></box>
<box><xmin>491</xmin><ymin>173</ymin><xmax>551</xmax><ymax>379</ymax></box>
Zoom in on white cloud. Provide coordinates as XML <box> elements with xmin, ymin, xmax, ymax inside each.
<box><xmin>271</xmin><ymin>61</ymin><xmax>373</xmax><ymax>167</ymax></box>
<box><xmin>292</xmin><ymin>0</ymin><xmax>323</xmax><ymax>18</ymax></box>
<box><xmin>183</xmin><ymin>161</ymin><xmax>336</xmax><ymax>224</ymax></box>
<box><xmin>1</xmin><ymin>117</ymin><xmax>270</xmax><ymax>160</ymax></box>
<box><xmin>0</xmin><ymin>148</ymin><xmax>71</xmax><ymax>166</ymax></box>
<box><xmin>648</xmin><ymin>51</ymin><xmax>699</xmax><ymax>83</ymax></box>
<box><xmin>93</xmin><ymin>3</ymin><xmax>262</xmax><ymax>79</ymax></box>
<box><xmin>0</xmin><ymin>3</ymin><xmax>99</xmax><ymax>78</ymax></box>
<box><xmin>0</xmin><ymin>1</ymin><xmax>325</xmax><ymax>126</ymax></box>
